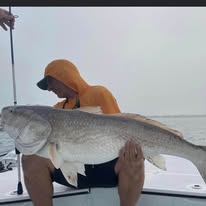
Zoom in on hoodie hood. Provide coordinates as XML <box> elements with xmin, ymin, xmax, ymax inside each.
<box><xmin>37</xmin><ymin>59</ymin><xmax>89</xmax><ymax>94</ymax></box>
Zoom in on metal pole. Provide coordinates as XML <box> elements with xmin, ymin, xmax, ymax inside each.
<box><xmin>8</xmin><ymin>6</ymin><xmax>23</xmax><ymax>195</ymax></box>
<box><xmin>8</xmin><ymin>7</ymin><xmax>17</xmax><ymax>106</ymax></box>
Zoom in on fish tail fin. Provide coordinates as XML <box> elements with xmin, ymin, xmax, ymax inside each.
<box><xmin>193</xmin><ymin>146</ymin><xmax>206</xmax><ymax>184</ymax></box>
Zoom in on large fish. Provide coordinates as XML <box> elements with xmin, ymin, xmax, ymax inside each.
<box><xmin>1</xmin><ymin>105</ymin><xmax>206</xmax><ymax>187</ymax></box>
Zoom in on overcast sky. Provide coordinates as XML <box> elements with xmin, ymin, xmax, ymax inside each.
<box><xmin>0</xmin><ymin>7</ymin><xmax>205</xmax><ymax>116</ymax></box>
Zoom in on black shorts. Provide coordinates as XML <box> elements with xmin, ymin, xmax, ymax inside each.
<box><xmin>51</xmin><ymin>158</ymin><xmax>118</xmax><ymax>189</ymax></box>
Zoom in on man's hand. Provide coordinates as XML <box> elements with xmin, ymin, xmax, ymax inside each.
<box><xmin>0</xmin><ymin>8</ymin><xmax>15</xmax><ymax>31</ymax></box>
<box><xmin>115</xmin><ymin>141</ymin><xmax>145</xmax><ymax>206</ymax></box>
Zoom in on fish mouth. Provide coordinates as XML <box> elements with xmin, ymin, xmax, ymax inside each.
<box><xmin>0</xmin><ymin>120</ymin><xmax>4</xmax><ymax>130</ymax></box>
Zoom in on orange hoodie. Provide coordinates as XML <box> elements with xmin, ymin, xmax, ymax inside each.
<box><xmin>44</xmin><ymin>59</ymin><xmax>121</xmax><ymax>114</ymax></box>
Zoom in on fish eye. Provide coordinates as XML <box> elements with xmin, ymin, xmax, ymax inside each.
<box><xmin>9</xmin><ymin>108</ymin><xmax>16</xmax><ymax>113</ymax></box>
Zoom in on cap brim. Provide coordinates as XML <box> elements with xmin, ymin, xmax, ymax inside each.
<box><xmin>36</xmin><ymin>76</ymin><xmax>48</xmax><ymax>90</ymax></box>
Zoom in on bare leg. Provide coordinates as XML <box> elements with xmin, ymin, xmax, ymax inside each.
<box><xmin>115</xmin><ymin>141</ymin><xmax>145</xmax><ymax>206</ymax></box>
<box><xmin>22</xmin><ymin>155</ymin><xmax>55</xmax><ymax>206</ymax></box>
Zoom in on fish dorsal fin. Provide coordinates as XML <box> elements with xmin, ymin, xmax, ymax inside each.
<box><xmin>75</xmin><ymin>106</ymin><xmax>103</xmax><ymax>114</ymax></box>
<box><xmin>76</xmin><ymin>107</ymin><xmax>183</xmax><ymax>138</ymax></box>
<box><xmin>112</xmin><ymin>113</ymin><xmax>183</xmax><ymax>139</ymax></box>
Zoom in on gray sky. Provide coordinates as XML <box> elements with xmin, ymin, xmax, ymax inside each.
<box><xmin>0</xmin><ymin>7</ymin><xmax>206</xmax><ymax>116</ymax></box>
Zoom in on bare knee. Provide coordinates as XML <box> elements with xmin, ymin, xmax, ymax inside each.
<box><xmin>22</xmin><ymin>155</ymin><xmax>55</xmax><ymax>177</ymax></box>
<box><xmin>22</xmin><ymin>155</ymin><xmax>55</xmax><ymax>205</ymax></box>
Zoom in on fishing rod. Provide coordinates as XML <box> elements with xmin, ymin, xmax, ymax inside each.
<box><xmin>8</xmin><ymin>6</ymin><xmax>23</xmax><ymax>195</ymax></box>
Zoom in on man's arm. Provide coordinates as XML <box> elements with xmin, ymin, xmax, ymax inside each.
<box><xmin>115</xmin><ymin>141</ymin><xmax>145</xmax><ymax>206</ymax></box>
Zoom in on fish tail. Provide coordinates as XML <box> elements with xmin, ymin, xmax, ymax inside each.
<box><xmin>194</xmin><ymin>146</ymin><xmax>206</xmax><ymax>184</ymax></box>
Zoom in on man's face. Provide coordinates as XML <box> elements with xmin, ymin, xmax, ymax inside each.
<box><xmin>47</xmin><ymin>76</ymin><xmax>77</xmax><ymax>99</ymax></box>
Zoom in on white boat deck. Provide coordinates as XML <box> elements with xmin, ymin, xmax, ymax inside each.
<box><xmin>0</xmin><ymin>154</ymin><xmax>206</xmax><ymax>206</ymax></box>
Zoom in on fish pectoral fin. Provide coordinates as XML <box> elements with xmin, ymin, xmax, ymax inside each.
<box><xmin>147</xmin><ymin>155</ymin><xmax>166</xmax><ymax>171</ymax></box>
<box><xmin>60</xmin><ymin>162</ymin><xmax>86</xmax><ymax>187</ymax></box>
<box><xmin>48</xmin><ymin>143</ymin><xmax>63</xmax><ymax>169</ymax></box>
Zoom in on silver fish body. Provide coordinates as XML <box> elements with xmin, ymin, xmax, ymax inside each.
<box><xmin>1</xmin><ymin>105</ymin><xmax>206</xmax><ymax>187</ymax></box>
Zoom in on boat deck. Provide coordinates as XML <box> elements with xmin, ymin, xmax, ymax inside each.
<box><xmin>0</xmin><ymin>155</ymin><xmax>206</xmax><ymax>205</ymax></box>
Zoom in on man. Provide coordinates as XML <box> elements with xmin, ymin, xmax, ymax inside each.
<box><xmin>0</xmin><ymin>8</ymin><xmax>15</xmax><ymax>31</ymax></box>
<box><xmin>22</xmin><ymin>59</ymin><xmax>145</xmax><ymax>206</ymax></box>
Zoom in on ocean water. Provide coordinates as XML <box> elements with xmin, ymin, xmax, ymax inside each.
<box><xmin>0</xmin><ymin>116</ymin><xmax>206</xmax><ymax>155</ymax></box>
<box><xmin>152</xmin><ymin>116</ymin><xmax>206</xmax><ymax>146</ymax></box>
